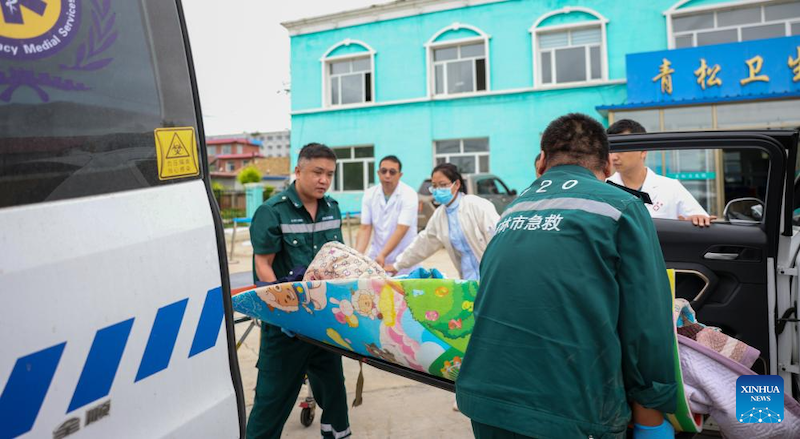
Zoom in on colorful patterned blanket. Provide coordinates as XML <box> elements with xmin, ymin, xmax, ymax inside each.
<box><xmin>233</xmin><ymin>278</ymin><xmax>476</xmax><ymax>380</ymax></box>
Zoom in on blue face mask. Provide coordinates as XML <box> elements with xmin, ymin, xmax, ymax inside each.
<box><xmin>433</xmin><ymin>188</ymin><xmax>454</xmax><ymax>205</ymax></box>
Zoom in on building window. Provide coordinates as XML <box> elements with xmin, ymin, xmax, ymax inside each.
<box><xmin>332</xmin><ymin>146</ymin><xmax>375</xmax><ymax>191</ymax></box>
<box><xmin>427</xmin><ymin>23</ymin><xmax>490</xmax><ymax>96</ymax></box>
<box><xmin>432</xmin><ymin>42</ymin><xmax>487</xmax><ymax>95</ymax></box>
<box><xmin>538</xmin><ymin>28</ymin><xmax>602</xmax><ymax>84</ymax></box>
<box><xmin>669</xmin><ymin>1</ymin><xmax>800</xmax><ymax>48</ymax></box>
<box><xmin>322</xmin><ymin>40</ymin><xmax>376</xmax><ymax>107</ymax></box>
<box><xmin>531</xmin><ymin>7</ymin><xmax>608</xmax><ymax>87</ymax></box>
<box><xmin>221</xmin><ymin>145</ymin><xmax>231</xmax><ymax>155</ymax></box>
<box><xmin>328</xmin><ymin>57</ymin><xmax>372</xmax><ymax>105</ymax></box>
<box><xmin>226</xmin><ymin>162</ymin><xmax>235</xmax><ymax>172</ymax></box>
<box><xmin>434</xmin><ymin>138</ymin><xmax>490</xmax><ymax>174</ymax></box>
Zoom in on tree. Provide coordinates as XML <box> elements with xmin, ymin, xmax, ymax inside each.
<box><xmin>211</xmin><ymin>181</ymin><xmax>224</xmax><ymax>203</ymax></box>
<box><xmin>262</xmin><ymin>185</ymin><xmax>275</xmax><ymax>201</ymax></box>
<box><xmin>238</xmin><ymin>166</ymin><xmax>261</xmax><ymax>185</ymax></box>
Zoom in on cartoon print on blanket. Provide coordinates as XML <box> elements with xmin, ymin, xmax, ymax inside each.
<box><xmin>231</xmin><ymin>277</ymin><xmax>473</xmax><ymax>380</ymax></box>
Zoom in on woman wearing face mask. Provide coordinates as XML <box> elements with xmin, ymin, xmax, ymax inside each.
<box><xmin>384</xmin><ymin>163</ymin><xmax>499</xmax><ymax>280</ymax></box>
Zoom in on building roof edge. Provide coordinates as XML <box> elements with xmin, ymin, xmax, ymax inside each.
<box><xmin>281</xmin><ymin>0</ymin><xmax>508</xmax><ymax>36</ymax></box>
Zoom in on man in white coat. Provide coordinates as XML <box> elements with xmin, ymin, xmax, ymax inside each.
<box><xmin>607</xmin><ymin>119</ymin><xmax>714</xmax><ymax>227</ymax></box>
<box><xmin>355</xmin><ymin>155</ymin><xmax>419</xmax><ymax>272</ymax></box>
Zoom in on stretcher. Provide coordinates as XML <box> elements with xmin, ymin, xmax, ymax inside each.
<box><xmin>231</xmin><ymin>271</ymin><xmax>701</xmax><ymax>433</ymax></box>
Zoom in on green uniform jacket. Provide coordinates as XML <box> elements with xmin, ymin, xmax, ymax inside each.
<box><xmin>250</xmin><ymin>182</ymin><xmax>343</xmax><ymax>282</ymax></box>
<box><xmin>456</xmin><ymin>165</ymin><xmax>677</xmax><ymax>439</ymax></box>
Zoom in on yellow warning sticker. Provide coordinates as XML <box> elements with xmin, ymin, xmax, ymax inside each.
<box><xmin>154</xmin><ymin>127</ymin><xmax>200</xmax><ymax>180</ymax></box>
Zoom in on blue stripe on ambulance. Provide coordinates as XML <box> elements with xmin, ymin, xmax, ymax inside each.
<box><xmin>189</xmin><ymin>288</ymin><xmax>225</xmax><ymax>358</ymax></box>
<box><xmin>135</xmin><ymin>299</ymin><xmax>189</xmax><ymax>382</ymax></box>
<box><xmin>0</xmin><ymin>343</ymin><xmax>66</xmax><ymax>439</ymax></box>
<box><xmin>68</xmin><ymin>319</ymin><xmax>135</xmax><ymax>412</ymax></box>
<box><xmin>0</xmin><ymin>287</ymin><xmax>226</xmax><ymax>438</ymax></box>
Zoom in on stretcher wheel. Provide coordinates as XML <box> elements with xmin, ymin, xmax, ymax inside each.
<box><xmin>300</xmin><ymin>407</ymin><xmax>315</xmax><ymax>427</ymax></box>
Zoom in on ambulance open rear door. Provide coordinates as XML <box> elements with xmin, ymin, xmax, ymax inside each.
<box><xmin>0</xmin><ymin>1</ymin><xmax>245</xmax><ymax>437</ymax></box>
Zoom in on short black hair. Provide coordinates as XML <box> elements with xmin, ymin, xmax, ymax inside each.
<box><xmin>431</xmin><ymin>163</ymin><xmax>467</xmax><ymax>194</ymax></box>
<box><xmin>541</xmin><ymin>113</ymin><xmax>609</xmax><ymax>172</ymax></box>
<box><xmin>298</xmin><ymin>142</ymin><xmax>337</xmax><ymax>164</ymax></box>
<box><xmin>607</xmin><ymin>119</ymin><xmax>646</xmax><ymax>135</ymax></box>
<box><xmin>379</xmin><ymin>155</ymin><xmax>402</xmax><ymax>172</ymax></box>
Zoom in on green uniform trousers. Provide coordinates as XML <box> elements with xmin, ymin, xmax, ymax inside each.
<box><xmin>472</xmin><ymin>421</ymin><xmax>536</xmax><ymax>439</ymax></box>
<box><xmin>246</xmin><ymin>324</ymin><xmax>350</xmax><ymax>439</ymax></box>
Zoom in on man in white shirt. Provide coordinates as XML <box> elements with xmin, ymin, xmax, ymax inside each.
<box><xmin>355</xmin><ymin>155</ymin><xmax>419</xmax><ymax>270</ymax></box>
<box><xmin>607</xmin><ymin>119</ymin><xmax>714</xmax><ymax>227</ymax></box>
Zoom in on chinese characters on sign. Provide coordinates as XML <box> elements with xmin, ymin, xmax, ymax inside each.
<box><xmin>651</xmin><ymin>46</ymin><xmax>800</xmax><ymax>95</ymax></box>
<box><xmin>740</xmin><ymin>55</ymin><xmax>770</xmax><ymax>85</ymax></box>
<box><xmin>790</xmin><ymin>47</ymin><xmax>800</xmax><ymax>82</ymax></box>
<box><xmin>496</xmin><ymin>214</ymin><xmax>564</xmax><ymax>234</ymax></box>
<box><xmin>653</xmin><ymin>58</ymin><xmax>675</xmax><ymax>94</ymax></box>
<box><xmin>694</xmin><ymin>58</ymin><xmax>722</xmax><ymax>90</ymax></box>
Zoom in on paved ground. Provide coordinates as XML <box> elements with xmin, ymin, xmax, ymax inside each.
<box><xmin>228</xmin><ymin>224</ymin><xmax>472</xmax><ymax>438</ymax></box>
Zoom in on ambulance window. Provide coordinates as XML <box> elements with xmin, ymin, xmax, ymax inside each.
<box><xmin>0</xmin><ymin>0</ymin><xmax>200</xmax><ymax>208</ymax></box>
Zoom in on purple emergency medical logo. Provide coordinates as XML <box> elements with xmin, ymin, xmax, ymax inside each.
<box><xmin>0</xmin><ymin>0</ymin><xmax>118</xmax><ymax>103</ymax></box>
<box><xmin>0</xmin><ymin>0</ymin><xmax>81</xmax><ymax>60</ymax></box>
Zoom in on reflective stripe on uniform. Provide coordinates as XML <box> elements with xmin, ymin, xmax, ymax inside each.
<box><xmin>320</xmin><ymin>423</ymin><xmax>352</xmax><ymax>438</ymax></box>
<box><xmin>280</xmin><ymin>219</ymin><xmax>342</xmax><ymax>234</ymax></box>
<box><xmin>501</xmin><ymin>198</ymin><xmax>622</xmax><ymax>221</ymax></box>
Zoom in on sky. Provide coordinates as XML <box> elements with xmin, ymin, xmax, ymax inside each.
<box><xmin>183</xmin><ymin>0</ymin><xmax>381</xmax><ymax>136</ymax></box>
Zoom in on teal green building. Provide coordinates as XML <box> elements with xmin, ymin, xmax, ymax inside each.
<box><xmin>283</xmin><ymin>0</ymin><xmax>800</xmax><ymax>214</ymax></box>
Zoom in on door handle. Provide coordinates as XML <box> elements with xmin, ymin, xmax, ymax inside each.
<box><xmin>704</xmin><ymin>252</ymin><xmax>739</xmax><ymax>261</ymax></box>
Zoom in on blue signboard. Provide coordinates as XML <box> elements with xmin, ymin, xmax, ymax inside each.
<box><xmin>624</xmin><ymin>35</ymin><xmax>800</xmax><ymax>106</ymax></box>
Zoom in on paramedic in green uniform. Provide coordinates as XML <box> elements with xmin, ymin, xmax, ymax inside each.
<box><xmin>247</xmin><ymin>143</ymin><xmax>351</xmax><ymax>439</ymax></box>
<box><xmin>456</xmin><ymin>114</ymin><xmax>677</xmax><ymax>439</ymax></box>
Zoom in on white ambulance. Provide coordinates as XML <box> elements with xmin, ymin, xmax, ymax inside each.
<box><xmin>0</xmin><ymin>1</ymin><xmax>245</xmax><ymax>438</ymax></box>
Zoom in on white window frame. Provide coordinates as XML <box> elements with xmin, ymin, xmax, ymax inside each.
<box><xmin>665</xmin><ymin>0</ymin><xmax>800</xmax><ymax>49</ymax></box>
<box><xmin>530</xmin><ymin>7</ymin><xmax>609</xmax><ymax>89</ymax></box>
<box><xmin>332</xmin><ymin>145</ymin><xmax>375</xmax><ymax>193</ymax></box>
<box><xmin>433</xmin><ymin>138</ymin><xmax>490</xmax><ymax>175</ymax></box>
<box><xmin>425</xmin><ymin>23</ymin><xmax>491</xmax><ymax>98</ymax></box>
<box><xmin>321</xmin><ymin>39</ymin><xmax>376</xmax><ymax>108</ymax></box>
